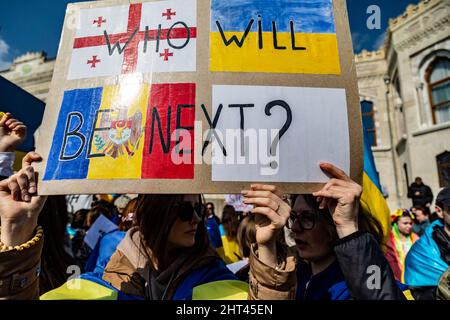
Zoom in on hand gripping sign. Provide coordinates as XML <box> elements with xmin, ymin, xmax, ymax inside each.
<box><xmin>35</xmin><ymin>0</ymin><xmax>362</xmax><ymax>195</ymax></box>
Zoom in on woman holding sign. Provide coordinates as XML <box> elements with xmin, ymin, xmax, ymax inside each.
<box><xmin>1</xmin><ymin>155</ymin><xmax>404</xmax><ymax>300</ymax></box>
<box><xmin>242</xmin><ymin>163</ymin><xmax>408</xmax><ymax>300</ymax></box>
<box><xmin>0</xmin><ymin>153</ymin><xmax>248</xmax><ymax>300</ymax></box>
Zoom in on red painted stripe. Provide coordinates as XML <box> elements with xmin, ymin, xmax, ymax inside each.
<box><xmin>73</xmin><ymin>28</ymin><xmax>197</xmax><ymax>49</ymax></box>
<box><xmin>127</xmin><ymin>3</ymin><xmax>142</xmax><ymax>33</ymax></box>
<box><xmin>142</xmin><ymin>83</ymin><xmax>196</xmax><ymax>179</ymax></box>
<box><xmin>122</xmin><ymin>3</ymin><xmax>142</xmax><ymax>73</ymax></box>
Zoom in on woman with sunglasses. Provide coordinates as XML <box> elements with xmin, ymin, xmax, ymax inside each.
<box><xmin>0</xmin><ymin>154</ymin><xmax>249</xmax><ymax>300</ymax></box>
<box><xmin>242</xmin><ymin>163</ymin><xmax>407</xmax><ymax>300</ymax></box>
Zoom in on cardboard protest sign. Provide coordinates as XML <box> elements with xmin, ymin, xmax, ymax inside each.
<box><xmin>35</xmin><ymin>0</ymin><xmax>362</xmax><ymax>195</ymax></box>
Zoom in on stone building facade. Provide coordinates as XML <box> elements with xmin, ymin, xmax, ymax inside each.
<box><xmin>356</xmin><ymin>0</ymin><xmax>450</xmax><ymax>210</ymax></box>
<box><xmin>0</xmin><ymin>52</ymin><xmax>55</xmax><ymax>102</ymax></box>
<box><xmin>1</xmin><ymin>0</ymin><xmax>449</xmax><ymax>212</ymax></box>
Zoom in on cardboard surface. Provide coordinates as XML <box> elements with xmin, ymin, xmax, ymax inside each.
<box><xmin>35</xmin><ymin>0</ymin><xmax>362</xmax><ymax>195</ymax></box>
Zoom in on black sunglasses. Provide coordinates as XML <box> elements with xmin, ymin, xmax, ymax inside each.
<box><xmin>173</xmin><ymin>201</ymin><xmax>205</xmax><ymax>222</ymax></box>
<box><xmin>287</xmin><ymin>210</ymin><xmax>317</xmax><ymax>231</ymax></box>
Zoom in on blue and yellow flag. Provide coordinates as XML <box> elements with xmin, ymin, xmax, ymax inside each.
<box><xmin>210</xmin><ymin>0</ymin><xmax>340</xmax><ymax>74</ymax></box>
<box><xmin>360</xmin><ymin>123</ymin><xmax>391</xmax><ymax>245</ymax></box>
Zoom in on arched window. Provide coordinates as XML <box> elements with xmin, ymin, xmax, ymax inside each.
<box><xmin>361</xmin><ymin>100</ymin><xmax>377</xmax><ymax>147</ymax></box>
<box><xmin>437</xmin><ymin>151</ymin><xmax>450</xmax><ymax>188</ymax></box>
<box><xmin>426</xmin><ymin>57</ymin><xmax>450</xmax><ymax>124</ymax></box>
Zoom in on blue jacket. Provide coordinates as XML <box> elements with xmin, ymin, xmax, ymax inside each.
<box><xmin>296</xmin><ymin>260</ymin><xmax>351</xmax><ymax>300</ymax></box>
<box><xmin>206</xmin><ymin>216</ymin><xmax>223</xmax><ymax>249</ymax></box>
<box><xmin>43</xmin><ymin>256</ymin><xmax>248</xmax><ymax>300</ymax></box>
<box><xmin>84</xmin><ymin>229</ymin><xmax>126</xmax><ymax>277</ymax></box>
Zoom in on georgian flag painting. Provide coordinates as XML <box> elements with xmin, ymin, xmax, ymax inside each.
<box><xmin>67</xmin><ymin>0</ymin><xmax>197</xmax><ymax>80</ymax></box>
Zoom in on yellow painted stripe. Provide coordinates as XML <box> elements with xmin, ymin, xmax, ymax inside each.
<box><xmin>193</xmin><ymin>280</ymin><xmax>249</xmax><ymax>300</ymax></box>
<box><xmin>87</xmin><ymin>84</ymin><xmax>149</xmax><ymax>179</ymax></box>
<box><xmin>210</xmin><ymin>32</ymin><xmax>340</xmax><ymax>75</ymax></box>
<box><xmin>40</xmin><ymin>279</ymin><xmax>117</xmax><ymax>300</ymax></box>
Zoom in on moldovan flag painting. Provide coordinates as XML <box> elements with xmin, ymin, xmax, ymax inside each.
<box><xmin>68</xmin><ymin>0</ymin><xmax>197</xmax><ymax>80</ymax></box>
<box><xmin>210</xmin><ymin>0</ymin><xmax>340</xmax><ymax>74</ymax></box>
<box><xmin>43</xmin><ymin>83</ymin><xmax>195</xmax><ymax>180</ymax></box>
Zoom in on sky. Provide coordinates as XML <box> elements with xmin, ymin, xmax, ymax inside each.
<box><xmin>0</xmin><ymin>0</ymin><xmax>421</xmax><ymax>70</ymax></box>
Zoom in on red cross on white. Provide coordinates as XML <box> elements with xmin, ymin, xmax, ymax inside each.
<box><xmin>159</xmin><ymin>49</ymin><xmax>173</xmax><ymax>61</ymax></box>
<box><xmin>68</xmin><ymin>0</ymin><xmax>197</xmax><ymax>80</ymax></box>
<box><xmin>162</xmin><ymin>8</ymin><xmax>176</xmax><ymax>20</ymax></box>
<box><xmin>87</xmin><ymin>55</ymin><xmax>101</xmax><ymax>68</ymax></box>
<box><xmin>93</xmin><ymin>17</ymin><xmax>106</xmax><ymax>27</ymax></box>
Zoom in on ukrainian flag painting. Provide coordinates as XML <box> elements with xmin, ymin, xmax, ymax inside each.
<box><xmin>210</xmin><ymin>0</ymin><xmax>341</xmax><ymax>74</ymax></box>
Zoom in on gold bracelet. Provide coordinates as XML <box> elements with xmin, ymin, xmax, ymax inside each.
<box><xmin>0</xmin><ymin>226</ymin><xmax>43</xmax><ymax>252</ymax></box>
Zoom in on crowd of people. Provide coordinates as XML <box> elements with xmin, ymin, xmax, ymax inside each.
<box><xmin>0</xmin><ymin>112</ymin><xmax>449</xmax><ymax>300</ymax></box>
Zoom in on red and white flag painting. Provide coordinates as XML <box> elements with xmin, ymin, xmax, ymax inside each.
<box><xmin>67</xmin><ymin>0</ymin><xmax>197</xmax><ymax>80</ymax></box>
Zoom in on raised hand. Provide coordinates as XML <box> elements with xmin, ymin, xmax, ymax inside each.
<box><xmin>0</xmin><ymin>113</ymin><xmax>27</xmax><ymax>152</ymax></box>
<box><xmin>0</xmin><ymin>152</ymin><xmax>46</xmax><ymax>247</ymax></box>
<box><xmin>242</xmin><ymin>184</ymin><xmax>290</xmax><ymax>267</ymax></box>
<box><xmin>313</xmin><ymin>162</ymin><xmax>362</xmax><ymax>238</ymax></box>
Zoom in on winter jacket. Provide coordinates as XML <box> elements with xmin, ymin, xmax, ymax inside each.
<box><xmin>407</xmin><ymin>183</ymin><xmax>433</xmax><ymax>207</ymax></box>
<box><xmin>0</xmin><ymin>228</ymin><xmax>248</xmax><ymax>300</ymax></box>
<box><xmin>248</xmin><ymin>231</ymin><xmax>406</xmax><ymax>300</ymax></box>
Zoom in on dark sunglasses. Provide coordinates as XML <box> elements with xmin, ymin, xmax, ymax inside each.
<box><xmin>287</xmin><ymin>210</ymin><xmax>316</xmax><ymax>231</ymax></box>
<box><xmin>173</xmin><ymin>201</ymin><xmax>205</xmax><ymax>222</ymax></box>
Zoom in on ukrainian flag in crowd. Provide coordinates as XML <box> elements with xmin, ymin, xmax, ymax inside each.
<box><xmin>210</xmin><ymin>0</ymin><xmax>341</xmax><ymax>74</ymax></box>
<box><xmin>360</xmin><ymin>122</ymin><xmax>391</xmax><ymax>245</ymax></box>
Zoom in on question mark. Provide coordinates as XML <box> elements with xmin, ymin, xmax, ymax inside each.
<box><xmin>265</xmin><ymin>100</ymin><xmax>292</xmax><ymax>169</ymax></box>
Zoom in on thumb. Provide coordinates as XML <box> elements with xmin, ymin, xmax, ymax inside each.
<box><xmin>22</xmin><ymin>152</ymin><xmax>42</xmax><ymax>167</ymax></box>
<box><xmin>30</xmin><ymin>195</ymin><xmax>48</xmax><ymax>213</ymax></box>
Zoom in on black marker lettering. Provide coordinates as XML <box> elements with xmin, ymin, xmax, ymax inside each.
<box><xmin>272</xmin><ymin>21</ymin><xmax>286</xmax><ymax>50</ymax></box>
<box><xmin>175</xmin><ymin>104</ymin><xmax>195</xmax><ymax>155</ymax></box>
<box><xmin>229</xmin><ymin>104</ymin><xmax>255</xmax><ymax>156</ymax></box>
<box><xmin>216</xmin><ymin>19</ymin><xmax>254</xmax><ymax>47</ymax></box>
<box><xmin>104</xmin><ymin>28</ymin><xmax>139</xmax><ymax>55</ymax></box>
<box><xmin>60</xmin><ymin>112</ymin><xmax>86</xmax><ymax>161</ymax></box>
<box><xmin>167</xmin><ymin>21</ymin><xmax>190</xmax><ymax>49</ymax></box>
<box><xmin>290</xmin><ymin>21</ymin><xmax>306</xmax><ymax>51</ymax></box>
<box><xmin>149</xmin><ymin>106</ymin><xmax>172</xmax><ymax>154</ymax></box>
<box><xmin>201</xmin><ymin>104</ymin><xmax>227</xmax><ymax>156</ymax></box>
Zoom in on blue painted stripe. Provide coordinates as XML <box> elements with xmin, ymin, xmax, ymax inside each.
<box><xmin>44</xmin><ymin>88</ymin><xmax>103</xmax><ymax>180</ymax></box>
<box><xmin>211</xmin><ymin>0</ymin><xmax>335</xmax><ymax>34</ymax></box>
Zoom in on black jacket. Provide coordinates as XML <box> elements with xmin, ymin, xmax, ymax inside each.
<box><xmin>432</xmin><ymin>225</ymin><xmax>450</xmax><ymax>265</ymax></box>
<box><xmin>407</xmin><ymin>183</ymin><xmax>433</xmax><ymax>207</ymax></box>
<box><xmin>334</xmin><ymin>231</ymin><xmax>406</xmax><ymax>300</ymax></box>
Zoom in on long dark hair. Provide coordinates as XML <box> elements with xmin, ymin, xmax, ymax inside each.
<box><xmin>222</xmin><ymin>205</ymin><xmax>240</xmax><ymax>240</ymax></box>
<box><xmin>291</xmin><ymin>194</ymin><xmax>384</xmax><ymax>245</ymax></box>
<box><xmin>237</xmin><ymin>215</ymin><xmax>256</xmax><ymax>258</ymax></box>
<box><xmin>135</xmin><ymin>194</ymin><xmax>210</xmax><ymax>271</ymax></box>
<box><xmin>37</xmin><ymin>196</ymin><xmax>76</xmax><ymax>294</ymax></box>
